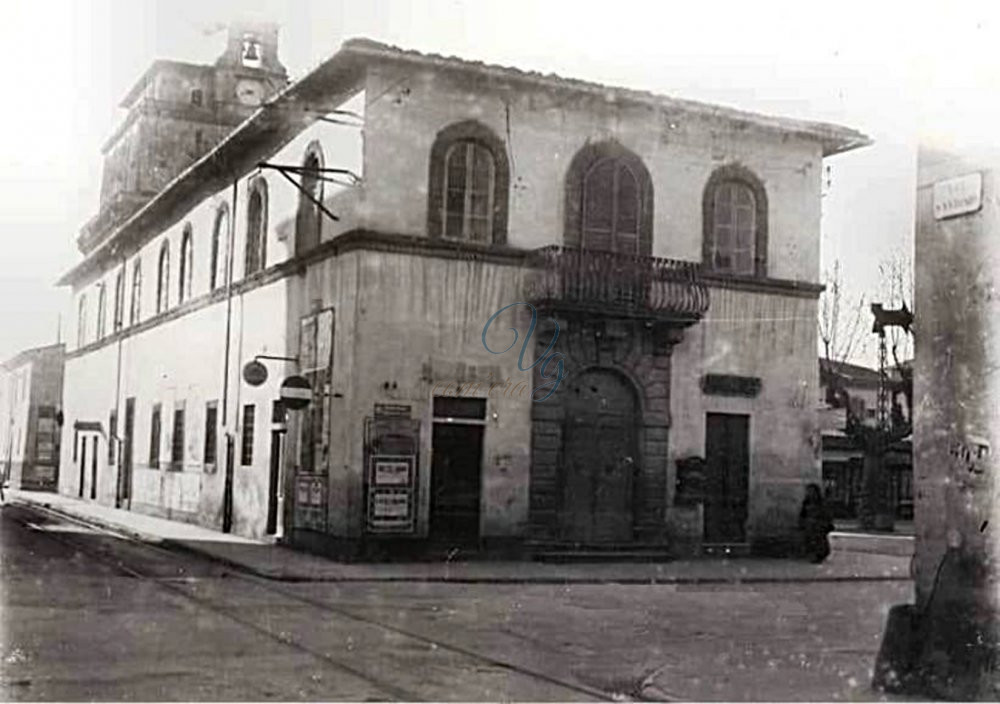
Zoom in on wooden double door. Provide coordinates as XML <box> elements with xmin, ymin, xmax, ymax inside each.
<box><xmin>561</xmin><ymin>369</ymin><xmax>638</xmax><ymax>543</ymax></box>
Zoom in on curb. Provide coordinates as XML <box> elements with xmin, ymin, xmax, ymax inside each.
<box><xmin>10</xmin><ymin>497</ymin><xmax>913</xmax><ymax>586</ymax></box>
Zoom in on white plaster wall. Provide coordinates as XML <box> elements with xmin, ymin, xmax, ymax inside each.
<box><xmin>361</xmin><ymin>64</ymin><xmax>823</xmax><ymax>282</ymax></box>
<box><xmin>669</xmin><ymin>286</ymin><xmax>821</xmax><ymax>540</ymax></box>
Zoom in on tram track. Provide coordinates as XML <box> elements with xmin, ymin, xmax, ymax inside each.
<box><xmin>8</xmin><ymin>503</ymin><xmax>623</xmax><ymax>702</ymax></box>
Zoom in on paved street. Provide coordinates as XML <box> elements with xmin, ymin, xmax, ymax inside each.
<box><xmin>1</xmin><ymin>502</ymin><xmax>914</xmax><ymax>701</ymax></box>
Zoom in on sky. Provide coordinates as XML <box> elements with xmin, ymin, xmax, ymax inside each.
<box><xmin>1</xmin><ymin>0</ymin><xmax>998</xmax><ymax>366</ymax></box>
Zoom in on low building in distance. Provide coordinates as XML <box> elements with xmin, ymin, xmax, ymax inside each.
<box><xmin>1</xmin><ymin>343</ymin><xmax>65</xmax><ymax>492</ymax></box>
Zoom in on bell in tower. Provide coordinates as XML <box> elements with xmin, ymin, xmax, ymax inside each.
<box><xmin>241</xmin><ymin>35</ymin><xmax>262</xmax><ymax>67</ymax></box>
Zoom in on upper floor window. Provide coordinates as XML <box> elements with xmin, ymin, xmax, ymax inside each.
<box><xmin>77</xmin><ymin>294</ymin><xmax>88</xmax><ymax>348</ymax></box>
<box><xmin>564</xmin><ymin>141</ymin><xmax>652</xmax><ymax>255</ymax></box>
<box><xmin>179</xmin><ymin>224</ymin><xmax>193</xmax><ymax>304</ymax></box>
<box><xmin>295</xmin><ymin>143</ymin><xmax>324</xmax><ymax>255</ymax></box>
<box><xmin>156</xmin><ymin>241</ymin><xmax>170</xmax><ymax>314</ymax></box>
<box><xmin>702</xmin><ymin>165</ymin><xmax>768</xmax><ymax>277</ymax></box>
<box><xmin>113</xmin><ymin>269</ymin><xmax>125</xmax><ymax>332</ymax></box>
<box><xmin>245</xmin><ymin>178</ymin><xmax>268</xmax><ymax>277</ymax></box>
<box><xmin>427</xmin><ymin>120</ymin><xmax>509</xmax><ymax>244</ymax></box>
<box><xmin>95</xmin><ymin>283</ymin><xmax>107</xmax><ymax>341</ymax></box>
<box><xmin>211</xmin><ymin>204</ymin><xmax>229</xmax><ymax>290</ymax></box>
<box><xmin>129</xmin><ymin>258</ymin><xmax>142</xmax><ymax>326</ymax></box>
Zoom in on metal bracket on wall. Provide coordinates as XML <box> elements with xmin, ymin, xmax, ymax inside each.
<box><xmin>256</xmin><ymin>162</ymin><xmax>363</xmax><ymax>224</ymax></box>
<box><xmin>254</xmin><ymin>354</ymin><xmax>299</xmax><ymax>364</ymax></box>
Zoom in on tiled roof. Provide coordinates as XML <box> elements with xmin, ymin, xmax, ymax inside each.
<box><xmin>342</xmin><ymin>38</ymin><xmax>871</xmax><ymax>157</ymax></box>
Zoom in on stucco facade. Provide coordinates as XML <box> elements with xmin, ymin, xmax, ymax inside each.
<box><xmin>59</xmin><ymin>37</ymin><xmax>868</xmax><ymax>554</ymax></box>
<box><xmin>1</xmin><ymin>344</ymin><xmax>64</xmax><ymax>491</ymax></box>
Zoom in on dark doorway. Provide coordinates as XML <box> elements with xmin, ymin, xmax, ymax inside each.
<box><xmin>266</xmin><ymin>430</ymin><xmax>283</xmax><ymax>535</ymax></box>
<box><xmin>561</xmin><ymin>369</ymin><xmax>638</xmax><ymax>543</ymax></box>
<box><xmin>119</xmin><ymin>398</ymin><xmax>135</xmax><ymax>509</ymax></box>
<box><xmin>704</xmin><ymin>413</ymin><xmax>750</xmax><ymax>543</ymax></box>
<box><xmin>90</xmin><ymin>436</ymin><xmax>98</xmax><ymax>500</ymax></box>
<box><xmin>429</xmin><ymin>423</ymin><xmax>484</xmax><ymax>546</ymax></box>
<box><xmin>78</xmin><ymin>435</ymin><xmax>86</xmax><ymax>499</ymax></box>
<box><xmin>222</xmin><ymin>436</ymin><xmax>235</xmax><ymax>533</ymax></box>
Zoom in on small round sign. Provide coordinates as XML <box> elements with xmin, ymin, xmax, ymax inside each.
<box><xmin>243</xmin><ymin>360</ymin><xmax>269</xmax><ymax>387</ymax></box>
<box><xmin>280</xmin><ymin>375</ymin><xmax>312</xmax><ymax>410</ymax></box>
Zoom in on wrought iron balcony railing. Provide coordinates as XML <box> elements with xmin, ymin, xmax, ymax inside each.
<box><xmin>525</xmin><ymin>246</ymin><xmax>710</xmax><ymax>323</ymax></box>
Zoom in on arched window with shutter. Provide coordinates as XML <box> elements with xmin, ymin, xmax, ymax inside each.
<box><xmin>702</xmin><ymin>164</ymin><xmax>768</xmax><ymax>277</ymax></box>
<box><xmin>179</xmin><ymin>223</ymin><xmax>193</xmax><ymax>303</ymax></box>
<box><xmin>564</xmin><ymin>141</ymin><xmax>653</xmax><ymax>255</ymax></box>
<box><xmin>427</xmin><ymin>121</ymin><xmax>509</xmax><ymax>244</ymax></box>
<box><xmin>130</xmin><ymin>258</ymin><xmax>142</xmax><ymax>326</ymax></box>
<box><xmin>245</xmin><ymin>178</ymin><xmax>268</xmax><ymax>277</ymax></box>
<box><xmin>295</xmin><ymin>143</ymin><xmax>324</xmax><ymax>255</ymax></box>
<box><xmin>211</xmin><ymin>204</ymin><xmax>229</xmax><ymax>290</ymax></box>
<box><xmin>156</xmin><ymin>241</ymin><xmax>170</xmax><ymax>314</ymax></box>
<box><xmin>77</xmin><ymin>294</ymin><xmax>88</xmax><ymax>348</ymax></box>
<box><xmin>113</xmin><ymin>269</ymin><xmax>124</xmax><ymax>332</ymax></box>
<box><xmin>96</xmin><ymin>283</ymin><xmax>107</xmax><ymax>341</ymax></box>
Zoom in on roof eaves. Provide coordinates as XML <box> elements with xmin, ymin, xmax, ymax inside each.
<box><xmin>341</xmin><ymin>38</ymin><xmax>872</xmax><ymax>156</ymax></box>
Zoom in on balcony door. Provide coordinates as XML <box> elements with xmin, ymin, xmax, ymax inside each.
<box><xmin>561</xmin><ymin>369</ymin><xmax>638</xmax><ymax>543</ymax></box>
<box><xmin>582</xmin><ymin>157</ymin><xmax>641</xmax><ymax>255</ymax></box>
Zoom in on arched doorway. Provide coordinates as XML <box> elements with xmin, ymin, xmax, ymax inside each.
<box><xmin>561</xmin><ymin>368</ymin><xmax>639</xmax><ymax>543</ymax></box>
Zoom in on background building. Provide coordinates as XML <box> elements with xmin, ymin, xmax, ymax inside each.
<box><xmin>58</xmin><ymin>35</ymin><xmax>869</xmax><ymax>557</ymax></box>
<box><xmin>0</xmin><ymin>343</ymin><xmax>64</xmax><ymax>491</ymax></box>
<box><xmin>819</xmin><ymin>358</ymin><xmax>912</xmax><ymax>522</ymax></box>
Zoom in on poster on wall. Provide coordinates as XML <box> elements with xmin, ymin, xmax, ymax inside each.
<box><xmin>366</xmin><ymin>454</ymin><xmax>416</xmax><ymax>533</ymax></box>
<box><xmin>294</xmin><ymin>474</ymin><xmax>327</xmax><ymax>531</ymax></box>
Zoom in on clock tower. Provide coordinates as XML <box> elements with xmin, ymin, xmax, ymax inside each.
<box><xmin>79</xmin><ymin>21</ymin><xmax>288</xmax><ymax>254</ymax></box>
<box><xmin>214</xmin><ymin>21</ymin><xmax>288</xmax><ymax>119</ymax></box>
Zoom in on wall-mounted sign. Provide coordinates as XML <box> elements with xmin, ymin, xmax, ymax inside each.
<box><xmin>243</xmin><ymin>360</ymin><xmax>268</xmax><ymax>386</ymax></box>
<box><xmin>280</xmin><ymin>375</ymin><xmax>312</xmax><ymax>410</ymax></box>
<box><xmin>700</xmin><ymin>374</ymin><xmax>762</xmax><ymax>398</ymax></box>
<box><xmin>933</xmin><ymin>172</ymin><xmax>983</xmax><ymax>220</ymax></box>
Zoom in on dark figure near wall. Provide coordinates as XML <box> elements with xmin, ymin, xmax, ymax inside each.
<box><xmin>799</xmin><ymin>483</ymin><xmax>834</xmax><ymax>563</ymax></box>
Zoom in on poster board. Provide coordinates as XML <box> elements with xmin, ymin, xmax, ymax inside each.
<box><xmin>366</xmin><ymin>454</ymin><xmax>417</xmax><ymax>533</ymax></box>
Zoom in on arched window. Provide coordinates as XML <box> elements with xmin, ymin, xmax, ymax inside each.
<box><xmin>702</xmin><ymin>165</ymin><xmax>768</xmax><ymax>277</ymax></box>
<box><xmin>178</xmin><ymin>224</ymin><xmax>193</xmax><ymax>303</ymax></box>
<box><xmin>130</xmin><ymin>258</ymin><xmax>142</xmax><ymax>325</ymax></box>
<box><xmin>245</xmin><ymin>178</ymin><xmax>268</xmax><ymax>277</ymax></box>
<box><xmin>77</xmin><ymin>294</ymin><xmax>88</xmax><ymax>348</ymax></box>
<box><xmin>113</xmin><ymin>269</ymin><xmax>125</xmax><ymax>332</ymax></box>
<box><xmin>96</xmin><ymin>283</ymin><xmax>107</xmax><ymax>341</ymax></box>
<box><xmin>210</xmin><ymin>204</ymin><xmax>229</xmax><ymax>290</ymax></box>
<box><xmin>295</xmin><ymin>143</ymin><xmax>324</xmax><ymax>255</ymax></box>
<box><xmin>427</xmin><ymin>120</ymin><xmax>509</xmax><ymax>244</ymax></box>
<box><xmin>564</xmin><ymin>141</ymin><xmax>653</xmax><ymax>255</ymax></box>
<box><xmin>156</xmin><ymin>241</ymin><xmax>170</xmax><ymax>314</ymax></box>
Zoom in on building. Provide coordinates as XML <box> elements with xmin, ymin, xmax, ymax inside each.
<box><xmin>891</xmin><ymin>143</ymin><xmax>998</xmax><ymax>697</ymax></box>
<box><xmin>0</xmin><ymin>343</ymin><xmax>64</xmax><ymax>491</ymax></box>
<box><xmin>57</xmin><ymin>34</ymin><xmax>870</xmax><ymax>557</ymax></box>
<box><xmin>818</xmin><ymin>358</ymin><xmax>912</xmax><ymax>521</ymax></box>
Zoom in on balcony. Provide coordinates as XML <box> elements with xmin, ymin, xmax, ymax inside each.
<box><xmin>525</xmin><ymin>246</ymin><xmax>710</xmax><ymax>324</ymax></box>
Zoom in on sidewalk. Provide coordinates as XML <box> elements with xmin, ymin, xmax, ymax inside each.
<box><xmin>8</xmin><ymin>490</ymin><xmax>912</xmax><ymax>584</ymax></box>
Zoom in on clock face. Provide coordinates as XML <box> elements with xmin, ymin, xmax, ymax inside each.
<box><xmin>235</xmin><ymin>80</ymin><xmax>265</xmax><ymax>106</ymax></box>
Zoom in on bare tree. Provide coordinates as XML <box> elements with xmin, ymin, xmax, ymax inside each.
<box><xmin>818</xmin><ymin>260</ymin><xmax>868</xmax><ymax>406</ymax></box>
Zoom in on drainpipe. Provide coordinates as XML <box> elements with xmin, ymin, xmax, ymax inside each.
<box><xmin>221</xmin><ymin>176</ymin><xmax>238</xmax><ymax>533</ymax></box>
<box><xmin>113</xmin><ymin>257</ymin><xmax>126</xmax><ymax>508</ymax></box>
